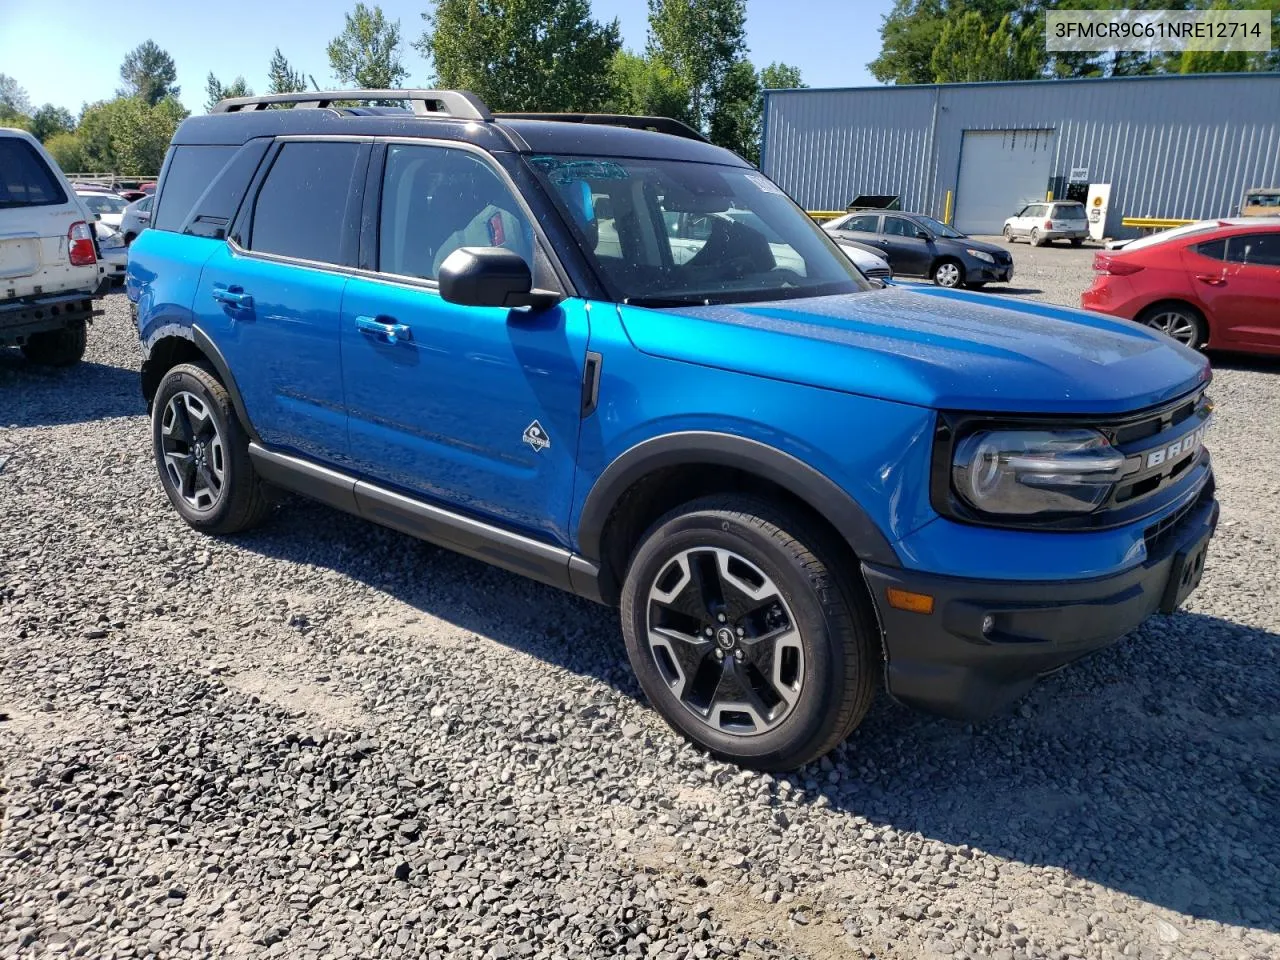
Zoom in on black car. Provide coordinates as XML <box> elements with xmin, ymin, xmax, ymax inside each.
<box><xmin>824</xmin><ymin>211</ymin><xmax>1013</xmax><ymax>289</ymax></box>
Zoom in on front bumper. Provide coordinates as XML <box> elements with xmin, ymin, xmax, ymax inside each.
<box><xmin>862</xmin><ymin>491</ymin><xmax>1219</xmax><ymax>720</ymax></box>
<box><xmin>967</xmin><ymin>261</ymin><xmax>1013</xmax><ymax>283</ymax></box>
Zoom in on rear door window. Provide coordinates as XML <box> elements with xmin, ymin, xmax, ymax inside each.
<box><xmin>0</xmin><ymin>137</ymin><xmax>66</xmax><ymax>208</ymax></box>
<box><xmin>248</xmin><ymin>141</ymin><xmax>363</xmax><ymax>265</ymax></box>
<box><xmin>1226</xmin><ymin>233</ymin><xmax>1280</xmax><ymax>267</ymax></box>
<box><xmin>842</xmin><ymin>214</ymin><xmax>879</xmax><ymax>233</ymax></box>
<box><xmin>153</xmin><ymin>145</ymin><xmax>237</xmax><ymax>231</ymax></box>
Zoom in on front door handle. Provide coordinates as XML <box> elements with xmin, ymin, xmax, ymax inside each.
<box><xmin>1195</xmin><ymin>275</ymin><xmax>1226</xmax><ymax>287</ymax></box>
<box><xmin>356</xmin><ymin>315</ymin><xmax>413</xmax><ymax>345</ymax></box>
<box><xmin>212</xmin><ymin>284</ymin><xmax>253</xmax><ymax>309</ymax></box>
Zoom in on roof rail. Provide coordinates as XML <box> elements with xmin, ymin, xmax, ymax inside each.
<box><xmin>211</xmin><ymin>90</ymin><xmax>492</xmax><ymax>121</ymax></box>
<box><xmin>494</xmin><ymin>112</ymin><xmax>709</xmax><ymax>143</ymax></box>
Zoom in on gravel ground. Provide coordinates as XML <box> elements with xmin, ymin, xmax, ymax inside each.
<box><xmin>2</xmin><ymin>247</ymin><xmax>1277</xmax><ymax>960</ymax></box>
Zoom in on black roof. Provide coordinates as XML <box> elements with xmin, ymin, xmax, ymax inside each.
<box><xmin>175</xmin><ymin>89</ymin><xmax>747</xmax><ymax>167</ymax></box>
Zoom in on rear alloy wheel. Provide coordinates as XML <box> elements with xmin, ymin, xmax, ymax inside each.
<box><xmin>620</xmin><ymin>495</ymin><xmax>877</xmax><ymax>771</ymax></box>
<box><xmin>1030</xmin><ymin>228</ymin><xmax>1044</xmax><ymax>247</ymax></box>
<box><xmin>933</xmin><ymin>260</ymin><xmax>963</xmax><ymax>288</ymax></box>
<box><xmin>1140</xmin><ymin>304</ymin><xmax>1207</xmax><ymax>350</ymax></box>
<box><xmin>152</xmin><ymin>362</ymin><xmax>271</xmax><ymax>534</ymax></box>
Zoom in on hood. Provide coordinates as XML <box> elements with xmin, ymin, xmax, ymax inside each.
<box><xmin>947</xmin><ymin>234</ymin><xmax>1003</xmax><ymax>254</ymax></box>
<box><xmin>618</xmin><ymin>285</ymin><xmax>1209</xmax><ymax>414</ymax></box>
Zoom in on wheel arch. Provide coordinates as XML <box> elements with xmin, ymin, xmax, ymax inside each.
<box><xmin>576</xmin><ymin>432</ymin><xmax>900</xmax><ymax>604</ymax></box>
<box><xmin>141</xmin><ymin>326</ymin><xmax>260</xmax><ymax>442</ymax></box>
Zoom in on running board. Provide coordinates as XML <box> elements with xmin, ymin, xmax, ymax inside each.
<box><xmin>247</xmin><ymin>444</ymin><xmax>603</xmax><ymax>602</ymax></box>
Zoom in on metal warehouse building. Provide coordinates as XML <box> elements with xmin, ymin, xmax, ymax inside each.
<box><xmin>761</xmin><ymin>72</ymin><xmax>1280</xmax><ymax>238</ymax></box>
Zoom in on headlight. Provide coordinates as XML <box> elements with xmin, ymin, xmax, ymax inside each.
<box><xmin>952</xmin><ymin>429</ymin><xmax>1126</xmax><ymax>516</ymax></box>
<box><xmin>966</xmin><ymin>249</ymin><xmax>994</xmax><ymax>263</ymax></box>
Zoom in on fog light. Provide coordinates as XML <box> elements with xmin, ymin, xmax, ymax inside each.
<box><xmin>982</xmin><ymin>614</ymin><xmax>996</xmax><ymax>636</ymax></box>
<box><xmin>886</xmin><ymin>588</ymin><xmax>935</xmax><ymax>615</ymax></box>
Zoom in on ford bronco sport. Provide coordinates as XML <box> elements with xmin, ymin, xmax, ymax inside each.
<box><xmin>2</xmin><ymin>127</ymin><xmax>107</xmax><ymax>366</ymax></box>
<box><xmin>128</xmin><ymin>90</ymin><xmax>1218</xmax><ymax>771</ymax></box>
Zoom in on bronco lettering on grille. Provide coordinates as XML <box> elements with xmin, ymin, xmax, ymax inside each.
<box><xmin>1146</xmin><ymin>423</ymin><xmax>1209</xmax><ymax>469</ymax></box>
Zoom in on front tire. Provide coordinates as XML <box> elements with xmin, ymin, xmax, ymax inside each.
<box><xmin>933</xmin><ymin>259</ymin><xmax>963</xmax><ymax>288</ymax></box>
<box><xmin>152</xmin><ymin>362</ymin><xmax>270</xmax><ymax>534</ymax></box>
<box><xmin>21</xmin><ymin>321</ymin><xmax>86</xmax><ymax>366</ymax></box>
<box><xmin>620</xmin><ymin>495</ymin><xmax>877</xmax><ymax>771</ymax></box>
<box><xmin>1002</xmin><ymin>225</ymin><xmax>1014</xmax><ymax>243</ymax></box>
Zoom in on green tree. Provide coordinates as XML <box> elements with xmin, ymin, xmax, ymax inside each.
<box><xmin>417</xmin><ymin>0</ymin><xmax>622</xmax><ymax>112</ymax></box>
<box><xmin>327</xmin><ymin>3</ymin><xmax>408</xmax><ymax>91</ymax></box>
<box><xmin>647</xmin><ymin>0</ymin><xmax>747</xmax><ymax>131</ymax></box>
<box><xmin>604</xmin><ymin>50</ymin><xmax>692</xmax><ymax>121</ymax></box>
<box><xmin>0</xmin><ymin>73</ymin><xmax>32</xmax><ymax>123</ymax></box>
<box><xmin>931</xmin><ymin>11</ymin><xmax>1043</xmax><ymax>81</ymax></box>
<box><xmin>28</xmin><ymin>104</ymin><xmax>76</xmax><ymax>142</ymax></box>
<box><xmin>77</xmin><ymin>97</ymin><xmax>187</xmax><ymax>174</ymax></box>
<box><xmin>268</xmin><ymin>48</ymin><xmax>309</xmax><ymax>94</ymax></box>
<box><xmin>119</xmin><ymin>40</ymin><xmax>180</xmax><ymax>105</ymax></box>
<box><xmin>44</xmin><ymin>131</ymin><xmax>86</xmax><ymax>172</ymax></box>
<box><xmin>759</xmin><ymin>61</ymin><xmax>805</xmax><ymax>91</ymax></box>
<box><xmin>206</xmin><ymin>73</ymin><xmax>253</xmax><ymax>112</ymax></box>
<box><xmin>868</xmin><ymin>0</ymin><xmax>948</xmax><ymax>84</ymax></box>
<box><xmin>707</xmin><ymin>58</ymin><xmax>760</xmax><ymax>161</ymax></box>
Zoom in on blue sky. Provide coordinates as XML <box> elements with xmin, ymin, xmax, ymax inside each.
<box><xmin>0</xmin><ymin>0</ymin><xmax>892</xmax><ymax>115</ymax></box>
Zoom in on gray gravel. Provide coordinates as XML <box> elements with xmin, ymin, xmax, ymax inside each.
<box><xmin>2</xmin><ymin>246</ymin><xmax>1278</xmax><ymax>960</ymax></box>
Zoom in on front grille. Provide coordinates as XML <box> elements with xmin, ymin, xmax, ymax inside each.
<box><xmin>994</xmin><ymin>250</ymin><xmax>1013</xmax><ymax>265</ymax></box>
<box><xmin>1143</xmin><ymin>478</ymin><xmax>1214</xmax><ymax>554</ymax></box>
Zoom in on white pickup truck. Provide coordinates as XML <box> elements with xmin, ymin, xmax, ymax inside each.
<box><xmin>1</xmin><ymin>128</ymin><xmax>109</xmax><ymax>365</ymax></box>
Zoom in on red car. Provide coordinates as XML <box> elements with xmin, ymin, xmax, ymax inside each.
<box><xmin>1081</xmin><ymin>218</ymin><xmax>1280</xmax><ymax>356</ymax></box>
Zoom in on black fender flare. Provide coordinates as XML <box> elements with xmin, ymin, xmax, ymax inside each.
<box><xmin>142</xmin><ymin>324</ymin><xmax>261</xmax><ymax>444</ymax></box>
<box><xmin>576</xmin><ymin>431</ymin><xmax>901</xmax><ymax>569</ymax></box>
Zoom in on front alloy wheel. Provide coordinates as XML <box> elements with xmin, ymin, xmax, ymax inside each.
<box><xmin>620</xmin><ymin>495</ymin><xmax>878</xmax><ymax>770</ymax></box>
<box><xmin>647</xmin><ymin>547</ymin><xmax>804</xmax><ymax>735</ymax></box>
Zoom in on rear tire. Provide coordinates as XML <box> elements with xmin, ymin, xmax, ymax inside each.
<box><xmin>1030</xmin><ymin>228</ymin><xmax>1044</xmax><ymax>247</ymax></box>
<box><xmin>620</xmin><ymin>494</ymin><xmax>878</xmax><ymax>771</ymax></box>
<box><xmin>1070</xmin><ymin>237</ymin><xmax>1083</xmax><ymax>248</ymax></box>
<box><xmin>1137</xmin><ymin>302</ymin><xmax>1208</xmax><ymax>351</ymax></box>
<box><xmin>152</xmin><ymin>362</ymin><xmax>271</xmax><ymax>534</ymax></box>
<box><xmin>20</xmin><ymin>321</ymin><xmax>86</xmax><ymax>367</ymax></box>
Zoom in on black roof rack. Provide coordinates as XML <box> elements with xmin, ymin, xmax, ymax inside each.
<box><xmin>211</xmin><ymin>89</ymin><xmax>492</xmax><ymax>121</ymax></box>
<box><xmin>495</xmin><ymin>112</ymin><xmax>709</xmax><ymax>143</ymax></box>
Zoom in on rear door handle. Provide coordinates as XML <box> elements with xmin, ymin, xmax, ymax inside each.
<box><xmin>212</xmin><ymin>284</ymin><xmax>253</xmax><ymax>308</ymax></box>
<box><xmin>1195</xmin><ymin>275</ymin><xmax>1226</xmax><ymax>287</ymax></box>
<box><xmin>356</xmin><ymin>315</ymin><xmax>413</xmax><ymax>345</ymax></box>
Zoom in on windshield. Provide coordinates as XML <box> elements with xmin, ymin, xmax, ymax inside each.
<box><xmin>914</xmin><ymin>214</ymin><xmax>964</xmax><ymax>239</ymax></box>
<box><xmin>528</xmin><ymin>155</ymin><xmax>869</xmax><ymax>305</ymax></box>
<box><xmin>80</xmin><ymin>193</ymin><xmax>128</xmax><ymax>215</ymax></box>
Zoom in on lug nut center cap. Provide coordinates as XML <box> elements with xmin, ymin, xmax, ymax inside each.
<box><xmin>715</xmin><ymin>626</ymin><xmax>736</xmax><ymax>650</ymax></box>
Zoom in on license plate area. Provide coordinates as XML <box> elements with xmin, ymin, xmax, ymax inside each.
<box><xmin>1159</xmin><ymin>533</ymin><xmax>1210</xmax><ymax>613</ymax></box>
<box><xmin>0</xmin><ymin>238</ymin><xmax>40</xmax><ymax>280</ymax></box>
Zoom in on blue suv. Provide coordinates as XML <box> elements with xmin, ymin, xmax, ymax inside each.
<box><xmin>129</xmin><ymin>90</ymin><xmax>1218</xmax><ymax>770</ymax></box>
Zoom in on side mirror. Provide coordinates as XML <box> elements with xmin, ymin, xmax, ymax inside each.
<box><xmin>916</xmin><ymin>230</ymin><xmax>931</xmax><ymax>240</ymax></box>
<box><xmin>438</xmin><ymin>247</ymin><xmax>561</xmax><ymax>310</ymax></box>
<box><xmin>138</xmin><ymin>211</ymin><xmax>151</xmax><ymax>223</ymax></box>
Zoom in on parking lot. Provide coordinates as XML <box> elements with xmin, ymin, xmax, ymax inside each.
<box><xmin>2</xmin><ymin>244</ymin><xmax>1277</xmax><ymax>960</ymax></box>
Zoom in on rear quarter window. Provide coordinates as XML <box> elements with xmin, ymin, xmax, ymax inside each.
<box><xmin>0</xmin><ymin>137</ymin><xmax>67</xmax><ymax>208</ymax></box>
<box><xmin>152</xmin><ymin>145</ymin><xmax>237</xmax><ymax>232</ymax></box>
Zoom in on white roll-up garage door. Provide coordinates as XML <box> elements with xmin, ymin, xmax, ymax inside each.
<box><xmin>953</xmin><ymin>129</ymin><xmax>1057</xmax><ymax>236</ymax></box>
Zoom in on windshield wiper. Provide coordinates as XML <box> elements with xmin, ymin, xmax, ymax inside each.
<box><xmin>623</xmin><ymin>295</ymin><xmax>715</xmax><ymax>308</ymax></box>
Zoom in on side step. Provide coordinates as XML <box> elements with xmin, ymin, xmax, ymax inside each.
<box><xmin>248</xmin><ymin>443</ymin><xmax>603</xmax><ymax>601</ymax></box>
